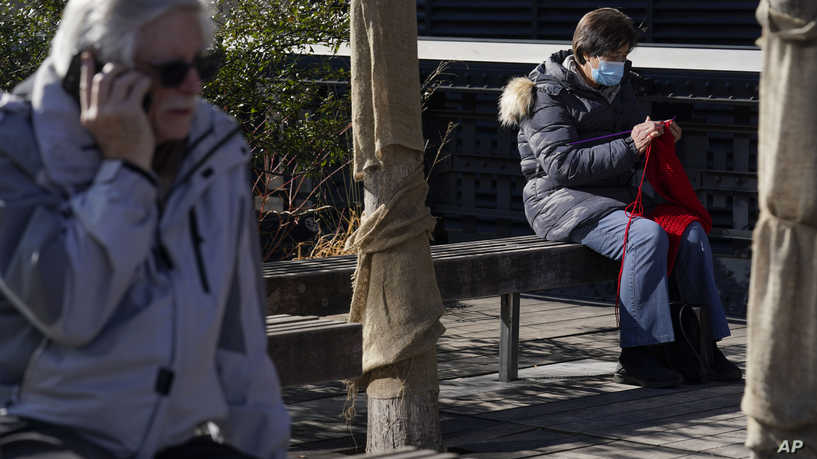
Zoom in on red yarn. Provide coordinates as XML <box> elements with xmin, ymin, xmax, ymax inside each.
<box><xmin>614</xmin><ymin>121</ymin><xmax>712</xmax><ymax>325</ymax></box>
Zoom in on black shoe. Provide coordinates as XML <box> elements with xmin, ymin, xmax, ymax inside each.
<box><xmin>708</xmin><ymin>342</ymin><xmax>743</xmax><ymax>382</ymax></box>
<box><xmin>613</xmin><ymin>346</ymin><xmax>683</xmax><ymax>388</ymax></box>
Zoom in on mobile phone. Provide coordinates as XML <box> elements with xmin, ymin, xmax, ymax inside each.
<box><xmin>61</xmin><ymin>51</ymin><xmax>152</xmax><ymax>113</ymax></box>
<box><xmin>61</xmin><ymin>51</ymin><xmax>102</xmax><ymax>106</ymax></box>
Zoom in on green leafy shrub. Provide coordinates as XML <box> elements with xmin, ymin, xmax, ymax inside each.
<box><xmin>0</xmin><ymin>0</ymin><xmax>66</xmax><ymax>92</ymax></box>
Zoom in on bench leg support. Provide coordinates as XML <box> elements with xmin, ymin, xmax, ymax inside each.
<box><xmin>499</xmin><ymin>292</ymin><xmax>520</xmax><ymax>382</ymax></box>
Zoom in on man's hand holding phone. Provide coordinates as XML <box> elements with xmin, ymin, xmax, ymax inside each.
<box><xmin>79</xmin><ymin>51</ymin><xmax>154</xmax><ymax>172</ymax></box>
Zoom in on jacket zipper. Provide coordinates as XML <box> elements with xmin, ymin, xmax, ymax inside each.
<box><xmin>159</xmin><ymin>125</ymin><xmax>240</xmax><ymax>292</ymax></box>
<box><xmin>188</xmin><ymin>207</ymin><xmax>210</xmax><ymax>294</ymax></box>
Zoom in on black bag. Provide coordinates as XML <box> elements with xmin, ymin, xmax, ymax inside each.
<box><xmin>664</xmin><ymin>302</ymin><xmax>713</xmax><ymax>384</ymax></box>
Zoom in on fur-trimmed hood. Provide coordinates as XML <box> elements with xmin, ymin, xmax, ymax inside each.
<box><xmin>498</xmin><ymin>50</ymin><xmax>572</xmax><ymax>128</ymax></box>
<box><xmin>498</xmin><ymin>77</ymin><xmax>536</xmax><ymax>128</ymax></box>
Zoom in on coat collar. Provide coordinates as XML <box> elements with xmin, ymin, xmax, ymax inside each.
<box><xmin>29</xmin><ymin>58</ymin><xmax>98</xmax><ymax>191</ymax></box>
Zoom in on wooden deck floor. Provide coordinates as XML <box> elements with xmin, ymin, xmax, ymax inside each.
<box><xmin>283</xmin><ymin>295</ymin><xmax>748</xmax><ymax>459</ymax></box>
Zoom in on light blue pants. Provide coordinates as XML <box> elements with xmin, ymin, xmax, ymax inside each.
<box><xmin>570</xmin><ymin>210</ymin><xmax>732</xmax><ymax>348</ymax></box>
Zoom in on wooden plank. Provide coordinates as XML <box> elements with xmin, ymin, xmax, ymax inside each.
<box><xmin>266</xmin><ymin>321</ymin><xmax>352</xmax><ymax>335</ymax></box>
<box><xmin>265</xmin><ymin>315</ymin><xmax>319</xmax><ymax>325</ymax></box>
<box><xmin>267</xmin><ymin>320</ymin><xmax>362</xmax><ymax>386</ymax></box>
<box><xmin>266</xmin><ymin>268</ymin><xmax>355</xmax><ymax>315</ymax></box>
<box><xmin>265</xmin><ymin>239</ymin><xmax>618</xmax><ymax>315</ymax></box>
<box><xmin>265</xmin><ymin>317</ymin><xmax>342</xmax><ymax>329</ymax></box>
<box><xmin>433</xmin><ymin>243</ymin><xmax>617</xmax><ymax>300</ymax></box>
<box><xmin>499</xmin><ymin>292</ymin><xmax>520</xmax><ymax>382</ymax></box>
<box><xmin>263</xmin><ymin>237</ymin><xmax>560</xmax><ymax>278</ymax></box>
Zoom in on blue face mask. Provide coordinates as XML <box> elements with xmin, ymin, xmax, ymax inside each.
<box><xmin>591</xmin><ymin>59</ymin><xmax>625</xmax><ymax>86</ymax></box>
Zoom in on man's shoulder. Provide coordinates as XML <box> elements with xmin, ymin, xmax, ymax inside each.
<box><xmin>194</xmin><ymin>99</ymin><xmax>241</xmax><ymax>136</ymax></box>
<box><xmin>0</xmin><ymin>92</ymin><xmax>32</xmax><ymax>124</ymax></box>
<box><xmin>0</xmin><ymin>89</ymin><xmax>31</xmax><ymax>110</ymax></box>
<box><xmin>0</xmin><ymin>91</ymin><xmax>33</xmax><ymax>139</ymax></box>
<box><xmin>189</xmin><ymin>100</ymin><xmax>251</xmax><ymax>181</ymax></box>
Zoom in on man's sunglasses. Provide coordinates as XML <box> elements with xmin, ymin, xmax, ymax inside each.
<box><xmin>148</xmin><ymin>52</ymin><xmax>222</xmax><ymax>88</ymax></box>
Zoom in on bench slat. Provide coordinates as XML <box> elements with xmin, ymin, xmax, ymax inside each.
<box><xmin>266</xmin><ymin>314</ymin><xmax>295</xmax><ymax>320</ymax></box>
<box><xmin>266</xmin><ymin>321</ymin><xmax>348</xmax><ymax>334</ymax></box>
<box><xmin>431</xmin><ymin>243</ymin><xmax>571</xmax><ymax>260</ymax></box>
<box><xmin>267</xmin><ymin>316</ymin><xmax>362</xmax><ymax>387</ymax></box>
<box><xmin>261</xmin><ymin>236</ymin><xmax>560</xmax><ymax>277</ymax></box>
<box><xmin>264</xmin><ymin>238</ymin><xmax>617</xmax><ymax>316</ymax></box>
<box><xmin>265</xmin><ymin>315</ymin><xmax>319</xmax><ymax>325</ymax></box>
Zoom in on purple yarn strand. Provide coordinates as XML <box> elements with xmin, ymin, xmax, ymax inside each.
<box><xmin>568</xmin><ymin>130</ymin><xmax>631</xmax><ymax>146</ymax></box>
<box><xmin>568</xmin><ymin>117</ymin><xmax>675</xmax><ymax>146</ymax></box>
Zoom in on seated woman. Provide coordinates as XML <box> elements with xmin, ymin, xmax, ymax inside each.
<box><xmin>498</xmin><ymin>7</ymin><xmax>741</xmax><ymax>388</ymax></box>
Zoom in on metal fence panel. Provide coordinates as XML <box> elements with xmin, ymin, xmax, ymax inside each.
<box><xmin>417</xmin><ymin>0</ymin><xmax>761</xmax><ymax>47</ymax></box>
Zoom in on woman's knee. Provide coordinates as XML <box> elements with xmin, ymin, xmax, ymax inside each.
<box><xmin>682</xmin><ymin>221</ymin><xmax>708</xmax><ymax>246</ymax></box>
<box><xmin>629</xmin><ymin>218</ymin><xmax>669</xmax><ymax>251</ymax></box>
<box><xmin>678</xmin><ymin>221</ymin><xmax>712</xmax><ymax>260</ymax></box>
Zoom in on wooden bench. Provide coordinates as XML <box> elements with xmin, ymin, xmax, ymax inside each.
<box><xmin>266</xmin><ymin>315</ymin><xmax>362</xmax><ymax>386</ymax></box>
<box><xmin>264</xmin><ymin>235</ymin><xmax>617</xmax><ymax>382</ymax></box>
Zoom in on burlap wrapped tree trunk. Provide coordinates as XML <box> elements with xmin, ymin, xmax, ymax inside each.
<box><xmin>346</xmin><ymin>0</ymin><xmax>445</xmax><ymax>452</ymax></box>
<box><xmin>742</xmin><ymin>1</ymin><xmax>817</xmax><ymax>457</ymax></box>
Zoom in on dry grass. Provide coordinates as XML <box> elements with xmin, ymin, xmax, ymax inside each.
<box><xmin>292</xmin><ymin>206</ymin><xmax>360</xmax><ymax>260</ymax></box>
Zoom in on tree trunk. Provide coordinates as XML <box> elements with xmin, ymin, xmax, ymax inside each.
<box><xmin>366</xmin><ymin>351</ymin><xmax>441</xmax><ymax>452</ymax></box>
<box><xmin>362</xmin><ymin>144</ymin><xmax>442</xmax><ymax>453</ymax></box>
<box><xmin>348</xmin><ymin>0</ymin><xmax>444</xmax><ymax>451</ymax></box>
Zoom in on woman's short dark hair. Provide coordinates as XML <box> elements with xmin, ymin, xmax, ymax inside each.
<box><xmin>572</xmin><ymin>8</ymin><xmax>639</xmax><ymax>65</ymax></box>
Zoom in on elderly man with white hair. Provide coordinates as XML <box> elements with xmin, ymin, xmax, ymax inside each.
<box><xmin>0</xmin><ymin>1</ymin><xmax>290</xmax><ymax>458</ymax></box>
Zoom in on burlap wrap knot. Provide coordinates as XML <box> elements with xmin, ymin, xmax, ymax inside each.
<box><xmin>344</xmin><ymin>171</ymin><xmax>445</xmax><ymax>382</ymax></box>
<box><xmin>742</xmin><ymin>1</ymin><xmax>817</xmax><ymax>457</ymax></box>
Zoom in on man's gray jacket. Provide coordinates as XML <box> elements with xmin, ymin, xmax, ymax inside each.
<box><xmin>0</xmin><ymin>59</ymin><xmax>289</xmax><ymax>458</ymax></box>
<box><xmin>499</xmin><ymin>50</ymin><xmax>650</xmax><ymax>241</ymax></box>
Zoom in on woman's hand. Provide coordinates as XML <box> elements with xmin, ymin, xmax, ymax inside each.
<box><xmin>79</xmin><ymin>51</ymin><xmax>155</xmax><ymax>172</ymax></box>
<box><xmin>630</xmin><ymin>116</ymin><xmax>664</xmax><ymax>154</ymax></box>
<box><xmin>667</xmin><ymin>119</ymin><xmax>682</xmax><ymax>143</ymax></box>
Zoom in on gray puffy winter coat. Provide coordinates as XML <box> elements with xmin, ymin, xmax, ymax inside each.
<box><xmin>499</xmin><ymin>50</ymin><xmax>649</xmax><ymax>241</ymax></box>
<box><xmin>0</xmin><ymin>59</ymin><xmax>289</xmax><ymax>458</ymax></box>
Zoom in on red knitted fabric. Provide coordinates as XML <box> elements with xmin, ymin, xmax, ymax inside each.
<box><xmin>614</xmin><ymin>121</ymin><xmax>712</xmax><ymax>324</ymax></box>
<box><xmin>645</xmin><ymin>125</ymin><xmax>712</xmax><ymax>276</ymax></box>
